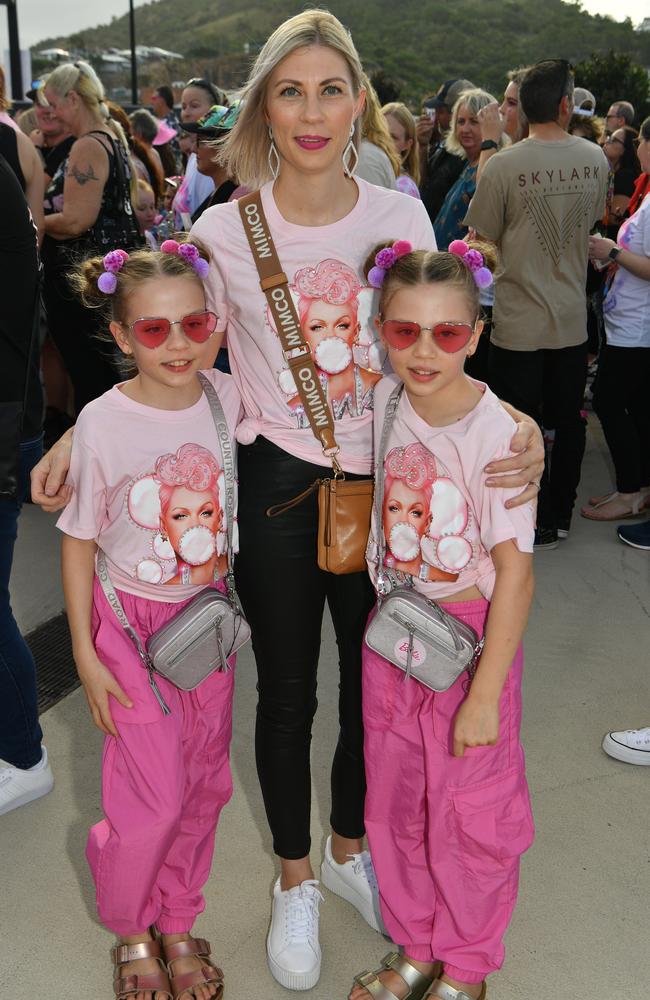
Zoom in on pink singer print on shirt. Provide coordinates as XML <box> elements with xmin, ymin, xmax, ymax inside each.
<box><xmin>382</xmin><ymin>443</ymin><xmax>475</xmax><ymax>582</ymax></box>
<box><xmin>271</xmin><ymin>258</ymin><xmax>383</xmax><ymax>424</ymax></box>
<box><xmin>126</xmin><ymin>443</ymin><xmax>228</xmax><ymax>586</ymax></box>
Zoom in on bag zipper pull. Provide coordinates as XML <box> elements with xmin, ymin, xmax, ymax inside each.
<box><xmin>215</xmin><ymin>620</ymin><xmax>230</xmax><ymax>672</ymax></box>
<box><xmin>266</xmin><ymin>478</ymin><xmax>322</xmax><ymax>518</ymax></box>
<box><xmin>404</xmin><ymin>627</ymin><xmax>415</xmax><ymax>682</ymax></box>
<box><xmin>147</xmin><ymin>665</ymin><xmax>171</xmax><ymax>715</ymax></box>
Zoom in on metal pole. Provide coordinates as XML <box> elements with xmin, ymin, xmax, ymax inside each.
<box><xmin>129</xmin><ymin>0</ymin><xmax>137</xmax><ymax>105</ymax></box>
<box><xmin>1</xmin><ymin>0</ymin><xmax>23</xmax><ymax>101</ymax></box>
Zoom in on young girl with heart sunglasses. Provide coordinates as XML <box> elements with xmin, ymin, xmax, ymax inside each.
<box><xmin>349</xmin><ymin>240</ymin><xmax>536</xmax><ymax>1000</ymax></box>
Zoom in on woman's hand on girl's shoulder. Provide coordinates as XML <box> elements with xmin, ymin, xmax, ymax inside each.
<box><xmin>76</xmin><ymin>652</ymin><xmax>133</xmax><ymax>737</ymax></box>
<box><xmin>31</xmin><ymin>428</ymin><xmax>75</xmax><ymax>511</ymax></box>
<box><xmin>485</xmin><ymin>406</ymin><xmax>544</xmax><ymax>508</ymax></box>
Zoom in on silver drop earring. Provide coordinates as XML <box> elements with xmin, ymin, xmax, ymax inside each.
<box><xmin>267</xmin><ymin>125</ymin><xmax>281</xmax><ymax>180</ymax></box>
<box><xmin>343</xmin><ymin>123</ymin><xmax>359</xmax><ymax>178</ymax></box>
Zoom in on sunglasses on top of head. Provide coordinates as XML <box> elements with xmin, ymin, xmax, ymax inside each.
<box><xmin>122</xmin><ymin>311</ymin><xmax>218</xmax><ymax>349</ymax></box>
<box><xmin>379</xmin><ymin>318</ymin><xmax>476</xmax><ymax>353</ymax></box>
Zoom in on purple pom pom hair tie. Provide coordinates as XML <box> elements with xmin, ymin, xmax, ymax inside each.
<box><xmin>448</xmin><ymin>239</ymin><xmax>494</xmax><ymax>289</ymax></box>
<box><xmin>97</xmin><ymin>248</ymin><xmax>129</xmax><ymax>294</ymax></box>
<box><xmin>368</xmin><ymin>239</ymin><xmax>413</xmax><ymax>289</ymax></box>
<box><xmin>161</xmin><ymin>239</ymin><xmax>210</xmax><ymax>279</ymax></box>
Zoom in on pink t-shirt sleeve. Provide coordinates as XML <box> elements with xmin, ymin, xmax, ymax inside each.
<box><xmin>475</xmin><ymin>438</ymin><xmax>535</xmax><ymax>555</ymax></box>
<box><xmin>56</xmin><ymin>415</ymin><xmax>107</xmax><ymax>541</ymax></box>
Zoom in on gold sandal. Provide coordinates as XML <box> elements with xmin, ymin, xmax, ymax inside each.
<box><xmin>425</xmin><ymin>979</ymin><xmax>487</xmax><ymax>1000</ymax></box>
<box><xmin>112</xmin><ymin>939</ymin><xmax>172</xmax><ymax>999</ymax></box>
<box><xmin>163</xmin><ymin>936</ymin><xmax>224</xmax><ymax>1000</ymax></box>
<box><xmin>353</xmin><ymin>951</ymin><xmax>442</xmax><ymax>999</ymax></box>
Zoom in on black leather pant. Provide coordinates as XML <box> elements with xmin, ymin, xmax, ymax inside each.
<box><xmin>235</xmin><ymin>436</ymin><xmax>374</xmax><ymax>859</ymax></box>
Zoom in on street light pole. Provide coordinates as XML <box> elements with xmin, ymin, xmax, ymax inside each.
<box><xmin>0</xmin><ymin>0</ymin><xmax>23</xmax><ymax>100</ymax></box>
<box><xmin>129</xmin><ymin>0</ymin><xmax>137</xmax><ymax>105</ymax></box>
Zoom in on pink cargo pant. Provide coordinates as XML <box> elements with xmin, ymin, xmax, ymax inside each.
<box><xmin>85</xmin><ymin>579</ymin><xmax>235</xmax><ymax>936</ymax></box>
<box><xmin>362</xmin><ymin>598</ymin><xmax>535</xmax><ymax>984</ymax></box>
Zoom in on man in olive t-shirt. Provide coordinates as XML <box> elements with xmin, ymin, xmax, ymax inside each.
<box><xmin>465</xmin><ymin>60</ymin><xmax>608</xmax><ymax>547</ymax></box>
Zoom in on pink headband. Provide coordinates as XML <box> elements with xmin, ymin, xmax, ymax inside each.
<box><xmin>368</xmin><ymin>240</ymin><xmax>413</xmax><ymax>288</ymax></box>
<box><xmin>97</xmin><ymin>241</ymin><xmax>209</xmax><ymax>294</ymax></box>
<box><xmin>448</xmin><ymin>240</ymin><xmax>493</xmax><ymax>289</ymax></box>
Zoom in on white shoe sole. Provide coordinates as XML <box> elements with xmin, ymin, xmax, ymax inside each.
<box><xmin>320</xmin><ymin>858</ymin><xmax>384</xmax><ymax>934</ymax></box>
<box><xmin>266</xmin><ymin>944</ymin><xmax>321</xmax><ymax>991</ymax></box>
<box><xmin>602</xmin><ymin>734</ymin><xmax>650</xmax><ymax>765</ymax></box>
<box><xmin>617</xmin><ymin>535</ymin><xmax>650</xmax><ymax>551</ymax></box>
<box><xmin>0</xmin><ymin>772</ymin><xmax>54</xmax><ymax>816</ymax></box>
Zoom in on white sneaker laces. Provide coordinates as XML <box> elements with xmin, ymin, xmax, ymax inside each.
<box><xmin>284</xmin><ymin>881</ymin><xmax>323</xmax><ymax>944</ymax></box>
<box><xmin>350</xmin><ymin>851</ymin><xmax>378</xmax><ymax>892</ymax></box>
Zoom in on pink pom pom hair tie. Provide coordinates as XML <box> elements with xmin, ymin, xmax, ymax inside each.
<box><xmin>161</xmin><ymin>239</ymin><xmax>210</xmax><ymax>280</ymax></box>
<box><xmin>448</xmin><ymin>239</ymin><xmax>494</xmax><ymax>289</ymax></box>
<box><xmin>97</xmin><ymin>248</ymin><xmax>129</xmax><ymax>294</ymax></box>
<box><xmin>368</xmin><ymin>240</ymin><xmax>413</xmax><ymax>288</ymax></box>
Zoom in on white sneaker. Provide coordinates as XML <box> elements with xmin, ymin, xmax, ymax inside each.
<box><xmin>0</xmin><ymin>746</ymin><xmax>54</xmax><ymax>816</ymax></box>
<box><xmin>267</xmin><ymin>878</ymin><xmax>323</xmax><ymax>990</ymax></box>
<box><xmin>603</xmin><ymin>727</ymin><xmax>650</xmax><ymax>765</ymax></box>
<box><xmin>320</xmin><ymin>835</ymin><xmax>385</xmax><ymax>934</ymax></box>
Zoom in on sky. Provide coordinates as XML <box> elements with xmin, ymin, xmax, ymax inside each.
<box><xmin>1</xmin><ymin>0</ymin><xmax>648</xmax><ymax>60</ymax></box>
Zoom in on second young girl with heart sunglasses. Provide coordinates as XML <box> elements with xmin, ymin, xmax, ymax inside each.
<box><xmin>58</xmin><ymin>238</ymin><xmax>241</xmax><ymax>1000</ymax></box>
<box><xmin>349</xmin><ymin>239</ymin><xmax>536</xmax><ymax>1000</ymax></box>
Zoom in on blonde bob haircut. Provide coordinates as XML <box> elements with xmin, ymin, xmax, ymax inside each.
<box><xmin>382</xmin><ymin>101</ymin><xmax>420</xmax><ymax>186</ymax></box>
<box><xmin>218</xmin><ymin>9</ymin><xmax>365</xmax><ymax>188</ymax></box>
<box><xmin>445</xmin><ymin>88</ymin><xmax>503</xmax><ymax>159</ymax></box>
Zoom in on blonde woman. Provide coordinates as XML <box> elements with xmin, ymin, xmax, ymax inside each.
<box><xmin>434</xmin><ymin>88</ymin><xmax>503</xmax><ymax>249</ymax></box>
<box><xmin>32</xmin><ymin>10</ymin><xmax>544</xmax><ymax>995</ymax></box>
<box><xmin>40</xmin><ymin>61</ymin><xmax>142</xmax><ymax>411</ymax></box>
<box><xmin>382</xmin><ymin>100</ymin><xmax>421</xmax><ymax>197</ymax></box>
<box><xmin>356</xmin><ymin>74</ymin><xmax>400</xmax><ymax>189</ymax></box>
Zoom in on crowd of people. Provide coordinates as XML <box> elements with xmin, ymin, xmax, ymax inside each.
<box><xmin>1</xmin><ymin>11</ymin><xmax>649</xmax><ymax>1000</ymax></box>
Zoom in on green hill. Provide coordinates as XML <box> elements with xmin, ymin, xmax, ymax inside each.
<box><xmin>35</xmin><ymin>0</ymin><xmax>650</xmax><ymax>106</ymax></box>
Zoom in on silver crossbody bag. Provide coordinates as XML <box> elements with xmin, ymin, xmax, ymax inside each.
<box><xmin>97</xmin><ymin>373</ymin><xmax>250</xmax><ymax>715</ymax></box>
<box><xmin>364</xmin><ymin>384</ymin><xmax>484</xmax><ymax>692</ymax></box>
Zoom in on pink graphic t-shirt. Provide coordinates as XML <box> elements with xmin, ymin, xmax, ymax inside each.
<box><xmin>191</xmin><ymin>179</ymin><xmax>436</xmax><ymax>475</ymax></box>
<box><xmin>367</xmin><ymin>375</ymin><xmax>535</xmax><ymax>601</ymax></box>
<box><xmin>57</xmin><ymin>370</ymin><xmax>242</xmax><ymax>603</ymax></box>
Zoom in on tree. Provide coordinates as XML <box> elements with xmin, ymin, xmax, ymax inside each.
<box><xmin>573</xmin><ymin>51</ymin><xmax>650</xmax><ymax>124</ymax></box>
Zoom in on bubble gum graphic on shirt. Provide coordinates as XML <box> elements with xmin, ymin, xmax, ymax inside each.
<box><xmin>382</xmin><ymin>443</ymin><xmax>475</xmax><ymax>582</ymax></box>
<box><xmin>125</xmin><ymin>442</ymin><xmax>230</xmax><ymax>586</ymax></box>
<box><xmin>267</xmin><ymin>258</ymin><xmax>385</xmax><ymax>424</ymax></box>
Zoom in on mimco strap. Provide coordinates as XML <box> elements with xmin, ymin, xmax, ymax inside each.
<box><xmin>238</xmin><ymin>192</ymin><xmax>339</xmax><ymax>461</ymax></box>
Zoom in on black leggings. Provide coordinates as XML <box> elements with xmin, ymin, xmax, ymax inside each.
<box><xmin>592</xmin><ymin>344</ymin><xmax>650</xmax><ymax>493</ymax></box>
<box><xmin>235</xmin><ymin>436</ymin><xmax>374</xmax><ymax>860</ymax></box>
